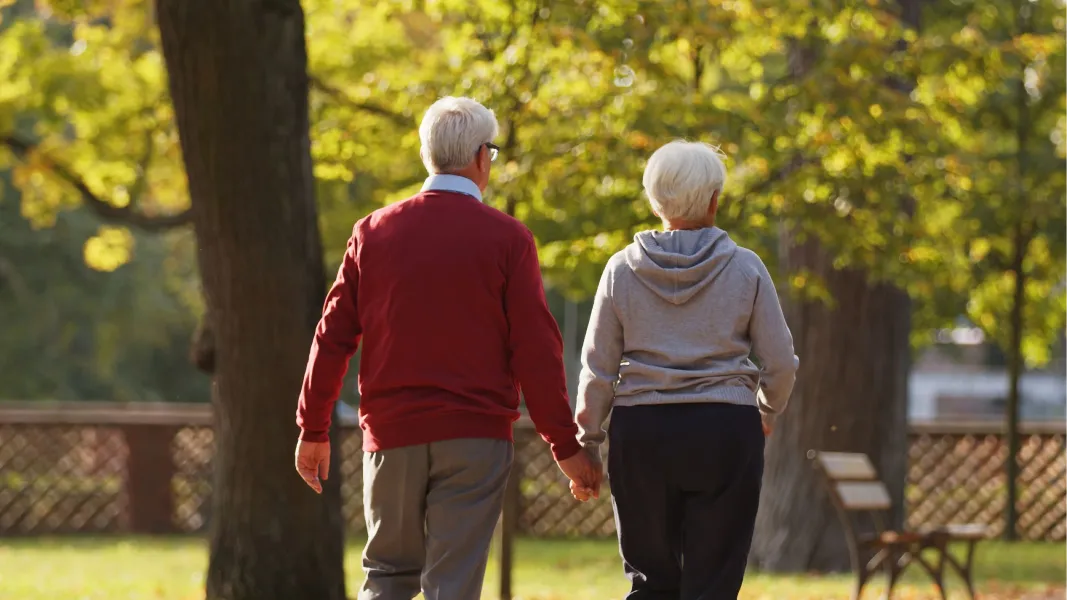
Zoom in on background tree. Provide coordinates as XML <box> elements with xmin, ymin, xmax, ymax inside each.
<box><xmin>0</xmin><ymin>177</ymin><xmax>206</xmax><ymax>401</ymax></box>
<box><xmin>153</xmin><ymin>1</ymin><xmax>345</xmax><ymax>599</ymax></box>
<box><xmin>0</xmin><ymin>0</ymin><xmax>205</xmax><ymax>400</ymax></box>
<box><xmin>914</xmin><ymin>0</ymin><xmax>1066</xmax><ymax>538</ymax></box>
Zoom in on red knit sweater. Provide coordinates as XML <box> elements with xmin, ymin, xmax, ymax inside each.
<box><xmin>296</xmin><ymin>190</ymin><xmax>581</xmax><ymax>461</ymax></box>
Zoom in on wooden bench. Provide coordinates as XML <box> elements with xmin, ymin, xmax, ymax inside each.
<box><xmin>811</xmin><ymin>451</ymin><xmax>988</xmax><ymax>600</ymax></box>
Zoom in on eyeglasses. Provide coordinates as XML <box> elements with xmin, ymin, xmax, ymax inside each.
<box><xmin>482</xmin><ymin>143</ymin><xmax>500</xmax><ymax>162</ymax></box>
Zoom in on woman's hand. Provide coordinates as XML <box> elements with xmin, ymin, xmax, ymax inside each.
<box><xmin>570</xmin><ymin>479</ymin><xmax>597</xmax><ymax>502</ymax></box>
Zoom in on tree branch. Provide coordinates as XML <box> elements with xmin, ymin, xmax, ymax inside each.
<box><xmin>190</xmin><ymin>312</ymin><xmax>216</xmax><ymax>374</ymax></box>
<box><xmin>308</xmin><ymin>75</ymin><xmax>416</xmax><ymax>128</ymax></box>
<box><xmin>1</xmin><ymin>134</ymin><xmax>192</xmax><ymax>232</ymax></box>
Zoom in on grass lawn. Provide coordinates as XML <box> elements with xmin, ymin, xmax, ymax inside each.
<box><xmin>0</xmin><ymin>536</ymin><xmax>1062</xmax><ymax>599</ymax></box>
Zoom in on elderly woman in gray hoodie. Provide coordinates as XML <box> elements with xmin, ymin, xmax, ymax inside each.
<box><xmin>573</xmin><ymin>140</ymin><xmax>799</xmax><ymax>600</ymax></box>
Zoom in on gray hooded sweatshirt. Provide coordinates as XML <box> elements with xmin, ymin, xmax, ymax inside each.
<box><xmin>575</xmin><ymin>227</ymin><xmax>799</xmax><ymax>448</ymax></box>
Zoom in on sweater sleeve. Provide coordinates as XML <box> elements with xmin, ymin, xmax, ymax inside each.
<box><xmin>749</xmin><ymin>258</ymin><xmax>799</xmax><ymax>428</ymax></box>
<box><xmin>575</xmin><ymin>261</ymin><xmax>623</xmax><ymax>449</ymax></box>
<box><xmin>296</xmin><ymin>225</ymin><xmax>363</xmax><ymax>442</ymax></box>
<box><xmin>504</xmin><ymin>229</ymin><xmax>582</xmax><ymax>462</ymax></box>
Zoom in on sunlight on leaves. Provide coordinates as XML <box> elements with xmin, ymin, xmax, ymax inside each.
<box><xmin>83</xmin><ymin>225</ymin><xmax>134</xmax><ymax>272</ymax></box>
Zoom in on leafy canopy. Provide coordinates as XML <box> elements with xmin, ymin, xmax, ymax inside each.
<box><xmin>1</xmin><ymin>0</ymin><xmax>1063</xmax><ymax>364</ymax></box>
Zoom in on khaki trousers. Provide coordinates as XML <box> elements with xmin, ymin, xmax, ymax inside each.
<box><xmin>359</xmin><ymin>438</ymin><xmax>513</xmax><ymax>600</ymax></box>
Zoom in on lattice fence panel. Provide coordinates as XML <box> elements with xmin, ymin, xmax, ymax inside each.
<box><xmin>167</xmin><ymin>426</ymin><xmax>369</xmax><ymax>535</ymax></box>
<box><xmin>0</xmin><ymin>424</ymin><xmax>128</xmax><ymax>534</ymax></box>
<box><xmin>340</xmin><ymin>428</ymin><xmax>367</xmax><ymax>534</ymax></box>
<box><xmin>907</xmin><ymin>433</ymin><xmax>1007</xmax><ymax>536</ymax></box>
<box><xmin>0</xmin><ymin>420</ymin><xmax>1062</xmax><ymax>540</ymax></box>
<box><xmin>173</xmin><ymin>425</ymin><xmax>215</xmax><ymax>533</ymax></box>
<box><xmin>906</xmin><ymin>431</ymin><xmax>1067</xmax><ymax>540</ymax></box>
<box><xmin>1015</xmin><ymin>433</ymin><xmax>1066</xmax><ymax>540</ymax></box>
<box><xmin>514</xmin><ymin>429</ymin><xmax>616</xmax><ymax>538</ymax></box>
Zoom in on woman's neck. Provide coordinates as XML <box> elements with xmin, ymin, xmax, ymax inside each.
<box><xmin>664</xmin><ymin>219</ymin><xmax>714</xmax><ymax>231</ymax></box>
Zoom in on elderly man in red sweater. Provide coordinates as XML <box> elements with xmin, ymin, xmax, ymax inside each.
<box><xmin>294</xmin><ymin>96</ymin><xmax>600</xmax><ymax>600</ymax></box>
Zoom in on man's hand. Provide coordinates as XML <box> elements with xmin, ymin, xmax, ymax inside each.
<box><xmin>295</xmin><ymin>439</ymin><xmax>330</xmax><ymax>494</ymax></box>
<box><xmin>763</xmin><ymin>421</ymin><xmax>772</xmax><ymax>437</ymax></box>
<box><xmin>557</xmin><ymin>447</ymin><xmax>602</xmax><ymax>501</ymax></box>
<box><xmin>570</xmin><ymin>479</ymin><xmax>596</xmax><ymax>502</ymax></box>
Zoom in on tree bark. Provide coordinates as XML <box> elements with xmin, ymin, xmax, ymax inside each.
<box><xmin>1004</xmin><ymin>222</ymin><xmax>1026</xmax><ymax>541</ymax></box>
<box><xmin>155</xmin><ymin>2</ymin><xmax>346</xmax><ymax>599</ymax></box>
<box><xmin>750</xmin><ymin>237</ymin><xmax>911</xmax><ymax>572</ymax></box>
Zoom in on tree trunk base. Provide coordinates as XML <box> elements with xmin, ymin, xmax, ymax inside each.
<box><xmin>750</xmin><ymin>238</ymin><xmax>910</xmax><ymax>572</ymax></box>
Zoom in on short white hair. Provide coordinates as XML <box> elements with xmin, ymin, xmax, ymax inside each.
<box><xmin>419</xmin><ymin>96</ymin><xmax>499</xmax><ymax>173</ymax></box>
<box><xmin>642</xmin><ymin>141</ymin><xmax>728</xmax><ymax>222</ymax></box>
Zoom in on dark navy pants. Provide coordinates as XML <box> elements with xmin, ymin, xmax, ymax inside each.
<box><xmin>608</xmin><ymin>403</ymin><xmax>765</xmax><ymax>600</ymax></box>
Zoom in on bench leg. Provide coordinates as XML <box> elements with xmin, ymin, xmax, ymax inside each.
<box><xmin>850</xmin><ymin>542</ymin><xmax>879</xmax><ymax>600</ymax></box>
<box><xmin>853</xmin><ymin>548</ymin><xmax>887</xmax><ymax>600</ymax></box>
<box><xmin>961</xmin><ymin>540</ymin><xmax>978</xmax><ymax>599</ymax></box>
<box><xmin>880</xmin><ymin>550</ymin><xmax>908</xmax><ymax>600</ymax></box>
<box><xmin>922</xmin><ymin>540</ymin><xmax>950</xmax><ymax>600</ymax></box>
<box><xmin>852</xmin><ymin>559</ymin><xmax>872</xmax><ymax>600</ymax></box>
<box><xmin>903</xmin><ymin>544</ymin><xmax>948</xmax><ymax>600</ymax></box>
<box><xmin>941</xmin><ymin>539</ymin><xmax>979</xmax><ymax>599</ymax></box>
<box><xmin>852</xmin><ymin>576</ymin><xmax>865</xmax><ymax>600</ymax></box>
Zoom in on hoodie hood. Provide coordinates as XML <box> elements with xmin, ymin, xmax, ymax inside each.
<box><xmin>623</xmin><ymin>227</ymin><xmax>738</xmax><ymax>305</ymax></box>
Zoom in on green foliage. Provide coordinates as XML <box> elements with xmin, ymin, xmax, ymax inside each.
<box><xmin>0</xmin><ymin>0</ymin><xmax>185</xmax><ymax>261</ymax></box>
<box><xmin>0</xmin><ymin>0</ymin><xmax>1063</xmax><ymax>367</ymax></box>
<box><xmin>910</xmin><ymin>0</ymin><xmax>1067</xmax><ymax>365</ymax></box>
<box><xmin>0</xmin><ymin>179</ymin><xmax>208</xmax><ymax>401</ymax></box>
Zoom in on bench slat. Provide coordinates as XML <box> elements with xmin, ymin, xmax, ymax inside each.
<box><xmin>816</xmin><ymin>452</ymin><xmax>879</xmax><ymax>481</ymax></box>
<box><xmin>925</xmin><ymin>523</ymin><xmax>989</xmax><ymax>540</ymax></box>
<box><xmin>836</xmin><ymin>481</ymin><xmax>892</xmax><ymax>510</ymax></box>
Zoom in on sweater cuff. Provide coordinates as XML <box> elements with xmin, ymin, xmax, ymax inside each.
<box><xmin>300</xmin><ymin>429</ymin><xmax>330</xmax><ymax>443</ymax></box>
<box><xmin>550</xmin><ymin>436</ymin><xmax>583</xmax><ymax>462</ymax></box>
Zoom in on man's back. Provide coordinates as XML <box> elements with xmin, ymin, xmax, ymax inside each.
<box><xmin>297</xmin><ymin>187</ymin><xmax>581</xmax><ymax>459</ymax></box>
<box><xmin>354</xmin><ymin>190</ymin><xmax>530</xmax><ymax>446</ymax></box>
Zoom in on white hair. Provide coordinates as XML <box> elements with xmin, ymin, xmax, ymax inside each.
<box><xmin>642</xmin><ymin>141</ymin><xmax>728</xmax><ymax>222</ymax></box>
<box><xmin>418</xmin><ymin>96</ymin><xmax>499</xmax><ymax>174</ymax></box>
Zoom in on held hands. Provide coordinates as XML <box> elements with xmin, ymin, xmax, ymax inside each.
<box><xmin>557</xmin><ymin>446</ymin><xmax>602</xmax><ymax>503</ymax></box>
<box><xmin>295</xmin><ymin>439</ymin><xmax>330</xmax><ymax>494</ymax></box>
<box><xmin>570</xmin><ymin>479</ymin><xmax>597</xmax><ymax>502</ymax></box>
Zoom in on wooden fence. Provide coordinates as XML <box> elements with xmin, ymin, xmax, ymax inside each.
<box><xmin>0</xmin><ymin>403</ymin><xmax>1064</xmax><ymax>542</ymax></box>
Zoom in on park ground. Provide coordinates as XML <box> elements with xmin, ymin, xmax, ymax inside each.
<box><xmin>0</xmin><ymin>537</ymin><xmax>1063</xmax><ymax>599</ymax></box>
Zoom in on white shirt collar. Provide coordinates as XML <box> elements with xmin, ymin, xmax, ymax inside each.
<box><xmin>421</xmin><ymin>174</ymin><xmax>482</xmax><ymax>202</ymax></box>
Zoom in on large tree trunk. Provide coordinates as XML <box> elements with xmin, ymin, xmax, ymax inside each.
<box><xmin>750</xmin><ymin>238</ymin><xmax>911</xmax><ymax>571</ymax></box>
<box><xmin>751</xmin><ymin>0</ymin><xmax>920</xmax><ymax>571</ymax></box>
<box><xmin>155</xmin><ymin>2</ymin><xmax>346</xmax><ymax>599</ymax></box>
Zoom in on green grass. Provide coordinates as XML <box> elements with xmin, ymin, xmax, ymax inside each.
<box><xmin>0</xmin><ymin>536</ymin><xmax>1062</xmax><ymax>599</ymax></box>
